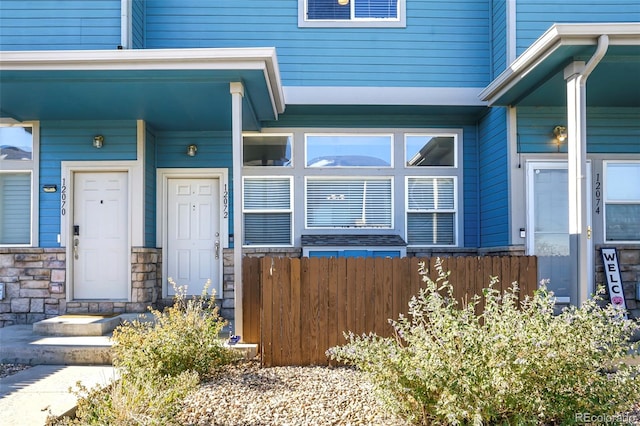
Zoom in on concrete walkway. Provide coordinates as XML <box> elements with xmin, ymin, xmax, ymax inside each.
<box><xmin>0</xmin><ymin>316</ymin><xmax>257</xmax><ymax>425</ymax></box>
<box><xmin>0</xmin><ymin>365</ymin><xmax>117</xmax><ymax>425</ymax></box>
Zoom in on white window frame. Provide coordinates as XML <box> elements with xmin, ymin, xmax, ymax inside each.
<box><xmin>304</xmin><ymin>133</ymin><xmax>394</xmax><ymax>168</ymax></box>
<box><xmin>298</xmin><ymin>0</ymin><xmax>406</xmax><ymax>28</ymax></box>
<box><xmin>304</xmin><ymin>176</ymin><xmax>394</xmax><ymax>229</ymax></box>
<box><xmin>405</xmin><ymin>176</ymin><xmax>458</xmax><ymax>247</ymax></box>
<box><xmin>603</xmin><ymin>160</ymin><xmax>640</xmax><ymax>243</ymax></box>
<box><xmin>242</xmin><ymin>176</ymin><xmax>294</xmax><ymax>247</ymax></box>
<box><xmin>0</xmin><ymin>121</ymin><xmax>39</xmax><ymax>247</ymax></box>
<box><xmin>404</xmin><ymin>133</ymin><xmax>458</xmax><ymax>169</ymax></box>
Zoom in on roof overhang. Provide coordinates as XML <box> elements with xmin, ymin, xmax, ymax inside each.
<box><xmin>480</xmin><ymin>23</ymin><xmax>640</xmax><ymax>107</ymax></box>
<box><xmin>0</xmin><ymin>48</ymin><xmax>285</xmax><ymax>131</ymax></box>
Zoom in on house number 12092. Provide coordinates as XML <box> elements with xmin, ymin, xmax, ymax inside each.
<box><xmin>223</xmin><ymin>184</ymin><xmax>228</xmax><ymax>219</ymax></box>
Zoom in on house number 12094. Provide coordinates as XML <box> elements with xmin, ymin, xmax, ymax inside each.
<box><xmin>60</xmin><ymin>178</ymin><xmax>67</xmax><ymax>216</ymax></box>
<box><xmin>595</xmin><ymin>173</ymin><xmax>601</xmax><ymax>214</ymax></box>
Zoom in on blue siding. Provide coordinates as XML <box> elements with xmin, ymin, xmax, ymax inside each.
<box><xmin>517</xmin><ymin>107</ymin><xmax>640</xmax><ymax>154</ymax></box>
<box><xmin>477</xmin><ymin>108</ymin><xmax>509</xmax><ymax>247</ymax></box>
<box><xmin>144</xmin><ymin>0</ymin><xmax>491</xmax><ymax>87</ymax></box>
<box><xmin>38</xmin><ymin>121</ymin><xmax>138</xmax><ymax>247</ymax></box>
<box><xmin>0</xmin><ymin>0</ymin><xmax>121</xmax><ymax>50</ymax></box>
<box><xmin>144</xmin><ymin>125</ymin><xmax>156</xmax><ymax>247</ymax></box>
<box><xmin>132</xmin><ymin>0</ymin><xmax>145</xmax><ymax>49</ymax></box>
<box><xmin>516</xmin><ymin>0</ymin><xmax>640</xmax><ymax>55</ymax></box>
<box><xmin>491</xmin><ymin>0</ymin><xmax>507</xmax><ymax>78</ymax></box>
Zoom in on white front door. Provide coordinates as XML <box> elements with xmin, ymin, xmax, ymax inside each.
<box><xmin>167</xmin><ymin>178</ymin><xmax>221</xmax><ymax>296</ymax></box>
<box><xmin>73</xmin><ymin>172</ymin><xmax>129</xmax><ymax>299</ymax></box>
<box><xmin>527</xmin><ymin>162</ymin><xmax>592</xmax><ymax>303</ymax></box>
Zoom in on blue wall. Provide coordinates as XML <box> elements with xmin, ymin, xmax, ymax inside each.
<box><xmin>490</xmin><ymin>0</ymin><xmax>508</xmax><ymax>79</ymax></box>
<box><xmin>144</xmin><ymin>0</ymin><xmax>491</xmax><ymax>88</ymax></box>
<box><xmin>517</xmin><ymin>107</ymin><xmax>640</xmax><ymax>154</ymax></box>
<box><xmin>516</xmin><ymin>0</ymin><xmax>640</xmax><ymax>55</ymax></box>
<box><xmin>0</xmin><ymin>0</ymin><xmax>121</xmax><ymax>50</ymax></box>
<box><xmin>132</xmin><ymin>0</ymin><xmax>145</xmax><ymax>49</ymax></box>
<box><xmin>39</xmin><ymin>121</ymin><xmax>138</xmax><ymax>247</ymax></box>
<box><xmin>144</xmin><ymin>124</ymin><xmax>156</xmax><ymax>247</ymax></box>
<box><xmin>477</xmin><ymin>107</ymin><xmax>509</xmax><ymax>247</ymax></box>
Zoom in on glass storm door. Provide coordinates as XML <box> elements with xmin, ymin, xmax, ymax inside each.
<box><xmin>526</xmin><ymin>162</ymin><xmax>592</xmax><ymax>304</ymax></box>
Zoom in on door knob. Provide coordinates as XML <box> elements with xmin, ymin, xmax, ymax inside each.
<box><xmin>215</xmin><ymin>241</ymin><xmax>220</xmax><ymax>259</ymax></box>
<box><xmin>74</xmin><ymin>238</ymin><xmax>79</xmax><ymax>259</ymax></box>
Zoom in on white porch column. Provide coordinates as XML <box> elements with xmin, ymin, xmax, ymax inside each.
<box><xmin>230</xmin><ymin>82</ymin><xmax>244</xmax><ymax>338</ymax></box>
<box><xmin>564</xmin><ymin>35</ymin><xmax>609</xmax><ymax>305</ymax></box>
<box><xmin>565</xmin><ymin>62</ymin><xmax>589</xmax><ymax>305</ymax></box>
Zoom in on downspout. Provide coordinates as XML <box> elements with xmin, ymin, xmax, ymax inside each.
<box><xmin>120</xmin><ymin>0</ymin><xmax>132</xmax><ymax>49</ymax></box>
<box><xmin>566</xmin><ymin>34</ymin><xmax>608</xmax><ymax>305</ymax></box>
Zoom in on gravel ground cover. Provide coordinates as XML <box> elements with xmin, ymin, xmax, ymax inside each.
<box><xmin>178</xmin><ymin>360</ymin><xmax>640</xmax><ymax>426</ymax></box>
<box><xmin>0</xmin><ymin>363</ymin><xmax>31</xmax><ymax>379</ymax></box>
<box><xmin>178</xmin><ymin>360</ymin><xmax>408</xmax><ymax>426</ymax></box>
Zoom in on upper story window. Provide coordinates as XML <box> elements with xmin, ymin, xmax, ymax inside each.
<box><xmin>299</xmin><ymin>0</ymin><xmax>406</xmax><ymax>28</ymax></box>
<box><xmin>305</xmin><ymin>134</ymin><xmax>392</xmax><ymax>167</ymax></box>
<box><xmin>0</xmin><ymin>124</ymin><xmax>37</xmax><ymax>246</ymax></box>
<box><xmin>243</xmin><ymin>135</ymin><xmax>293</xmax><ymax>167</ymax></box>
<box><xmin>604</xmin><ymin>161</ymin><xmax>640</xmax><ymax>242</ymax></box>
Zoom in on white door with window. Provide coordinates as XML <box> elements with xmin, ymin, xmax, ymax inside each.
<box><xmin>526</xmin><ymin>162</ymin><xmax>592</xmax><ymax>303</ymax></box>
<box><xmin>73</xmin><ymin>172</ymin><xmax>129</xmax><ymax>299</ymax></box>
<box><xmin>166</xmin><ymin>178</ymin><xmax>221</xmax><ymax>296</ymax></box>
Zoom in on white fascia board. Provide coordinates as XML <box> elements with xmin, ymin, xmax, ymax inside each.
<box><xmin>284</xmin><ymin>86</ymin><xmax>487</xmax><ymax>106</ymax></box>
<box><xmin>479</xmin><ymin>23</ymin><xmax>640</xmax><ymax>104</ymax></box>
<box><xmin>0</xmin><ymin>47</ymin><xmax>286</xmax><ymax>116</ymax></box>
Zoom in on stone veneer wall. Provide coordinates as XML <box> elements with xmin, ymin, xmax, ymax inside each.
<box><xmin>0</xmin><ymin>247</ymin><xmax>162</xmax><ymax>327</ymax></box>
<box><xmin>595</xmin><ymin>245</ymin><xmax>640</xmax><ymax>319</ymax></box>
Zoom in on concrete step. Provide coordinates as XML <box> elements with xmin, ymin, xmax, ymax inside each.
<box><xmin>33</xmin><ymin>314</ymin><xmax>125</xmax><ymax>336</ymax></box>
<box><xmin>0</xmin><ymin>325</ymin><xmax>113</xmax><ymax>365</ymax></box>
<box><xmin>0</xmin><ymin>320</ymin><xmax>257</xmax><ymax>366</ymax></box>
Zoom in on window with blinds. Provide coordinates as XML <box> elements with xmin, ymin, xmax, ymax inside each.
<box><xmin>306</xmin><ymin>0</ymin><xmax>399</xmax><ymax>21</ymax></box>
<box><xmin>406</xmin><ymin>177</ymin><xmax>456</xmax><ymax>245</ymax></box>
<box><xmin>0</xmin><ymin>172</ymin><xmax>32</xmax><ymax>245</ymax></box>
<box><xmin>243</xmin><ymin>177</ymin><xmax>292</xmax><ymax>246</ymax></box>
<box><xmin>604</xmin><ymin>161</ymin><xmax>640</xmax><ymax>242</ymax></box>
<box><xmin>306</xmin><ymin>178</ymin><xmax>392</xmax><ymax>228</ymax></box>
<box><xmin>0</xmin><ymin>125</ymin><xmax>34</xmax><ymax>246</ymax></box>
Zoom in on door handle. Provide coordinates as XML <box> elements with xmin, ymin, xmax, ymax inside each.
<box><xmin>74</xmin><ymin>238</ymin><xmax>79</xmax><ymax>259</ymax></box>
<box><xmin>215</xmin><ymin>240</ymin><xmax>220</xmax><ymax>259</ymax></box>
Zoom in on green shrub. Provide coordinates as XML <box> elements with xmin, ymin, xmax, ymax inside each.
<box><xmin>112</xmin><ymin>279</ymin><xmax>237</xmax><ymax>379</ymax></box>
<box><xmin>49</xmin><ymin>279</ymin><xmax>236</xmax><ymax>425</ymax></box>
<box><xmin>49</xmin><ymin>371</ymin><xmax>199</xmax><ymax>426</ymax></box>
<box><xmin>327</xmin><ymin>259</ymin><xmax>640</xmax><ymax>425</ymax></box>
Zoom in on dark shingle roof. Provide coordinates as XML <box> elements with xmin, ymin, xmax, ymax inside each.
<box><xmin>301</xmin><ymin>234</ymin><xmax>406</xmax><ymax>247</ymax></box>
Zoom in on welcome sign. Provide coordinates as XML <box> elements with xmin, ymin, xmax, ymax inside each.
<box><xmin>601</xmin><ymin>248</ymin><xmax>628</xmax><ymax>318</ymax></box>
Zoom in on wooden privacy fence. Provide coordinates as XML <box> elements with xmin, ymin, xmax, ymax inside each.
<box><xmin>243</xmin><ymin>256</ymin><xmax>537</xmax><ymax>367</ymax></box>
